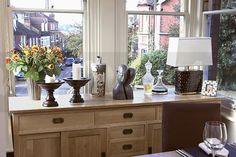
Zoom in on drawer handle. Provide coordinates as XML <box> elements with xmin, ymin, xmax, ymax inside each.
<box><xmin>52</xmin><ymin>118</ymin><xmax>64</xmax><ymax>124</ymax></box>
<box><xmin>123</xmin><ymin>129</ymin><xmax>133</xmax><ymax>135</ymax></box>
<box><xmin>122</xmin><ymin>144</ymin><xmax>133</xmax><ymax>150</ymax></box>
<box><xmin>123</xmin><ymin>113</ymin><xmax>133</xmax><ymax>119</ymax></box>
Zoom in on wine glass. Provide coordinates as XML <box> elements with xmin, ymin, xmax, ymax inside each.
<box><xmin>203</xmin><ymin>121</ymin><xmax>227</xmax><ymax>157</ymax></box>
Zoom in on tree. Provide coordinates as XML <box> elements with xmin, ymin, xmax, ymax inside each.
<box><xmin>64</xmin><ymin>23</ymin><xmax>83</xmax><ymax>58</ymax></box>
<box><xmin>217</xmin><ymin>14</ymin><xmax>236</xmax><ymax>90</ymax></box>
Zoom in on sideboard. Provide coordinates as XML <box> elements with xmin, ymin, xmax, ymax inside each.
<box><xmin>9</xmin><ymin>91</ymin><xmax>223</xmax><ymax>157</ymax></box>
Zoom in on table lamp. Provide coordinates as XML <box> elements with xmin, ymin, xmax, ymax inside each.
<box><xmin>166</xmin><ymin>37</ymin><xmax>212</xmax><ymax>94</ymax></box>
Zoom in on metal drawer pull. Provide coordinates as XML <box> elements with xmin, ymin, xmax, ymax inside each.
<box><xmin>123</xmin><ymin>113</ymin><xmax>133</xmax><ymax>119</ymax></box>
<box><xmin>123</xmin><ymin>129</ymin><xmax>133</xmax><ymax>135</ymax></box>
<box><xmin>52</xmin><ymin>118</ymin><xmax>64</xmax><ymax>124</ymax></box>
<box><xmin>122</xmin><ymin>144</ymin><xmax>133</xmax><ymax>150</ymax></box>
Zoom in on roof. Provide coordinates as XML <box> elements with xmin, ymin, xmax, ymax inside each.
<box><xmin>14</xmin><ymin>21</ymin><xmax>40</xmax><ymax>37</ymax></box>
<box><xmin>137</xmin><ymin>0</ymin><xmax>154</xmax><ymax>6</ymax></box>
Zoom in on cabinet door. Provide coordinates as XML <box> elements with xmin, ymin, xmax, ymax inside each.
<box><xmin>148</xmin><ymin>123</ymin><xmax>162</xmax><ymax>153</ymax></box>
<box><xmin>61</xmin><ymin>129</ymin><xmax>107</xmax><ymax>157</ymax></box>
<box><xmin>19</xmin><ymin>133</ymin><xmax>60</xmax><ymax>157</ymax></box>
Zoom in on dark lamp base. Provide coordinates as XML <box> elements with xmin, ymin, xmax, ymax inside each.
<box><xmin>175</xmin><ymin>70</ymin><xmax>203</xmax><ymax>95</ymax></box>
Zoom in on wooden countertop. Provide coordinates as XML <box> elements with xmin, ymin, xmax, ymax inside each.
<box><xmin>9</xmin><ymin>90</ymin><xmax>223</xmax><ymax>114</ymax></box>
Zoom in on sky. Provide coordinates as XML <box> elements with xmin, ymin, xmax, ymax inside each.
<box><xmin>11</xmin><ymin>0</ymin><xmax>138</xmax><ymax>25</ymax></box>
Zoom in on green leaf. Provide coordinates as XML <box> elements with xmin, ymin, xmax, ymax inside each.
<box><xmin>38</xmin><ymin>66</ymin><xmax>44</xmax><ymax>72</ymax></box>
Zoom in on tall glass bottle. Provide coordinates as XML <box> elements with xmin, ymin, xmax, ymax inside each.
<box><xmin>152</xmin><ymin>70</ymin><xmax>168</xmax><ymax>94</ymax></box>
<box><xmin>142</xmin><ymin>60</ymin><xmax>154</xmax><ymax>94</ymax></box>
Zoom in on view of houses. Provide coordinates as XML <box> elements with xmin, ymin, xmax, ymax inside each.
<box><xmin>13</xmin><ymin>12</ymin><xmax>63</xmax><ymax>50</ymax></box>
<box><xmin>128</xmin><ymin>0</ymin><xmax>180</xmax><ymax>60</ymax></box>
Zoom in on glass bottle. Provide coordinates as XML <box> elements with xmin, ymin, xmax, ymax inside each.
<box><xmin>152</xmin><ymin>70</ymin><xmax>168</xmax><ymax>94</ymax></box>
<box><xmin>142</xmin><ymin>60</ymin><xmax>154</xmax><ymax>94</ymax></box>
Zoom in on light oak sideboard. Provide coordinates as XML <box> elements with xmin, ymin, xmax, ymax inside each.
<box><xmin>9</xmin><ymin>92</ymin><xmax>223</xmax><ymax>157</ymax></box>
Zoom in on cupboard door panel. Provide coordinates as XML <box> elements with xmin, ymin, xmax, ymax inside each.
<box><xmin>19</xmin><ymin>133</ymin><xmax>60</xmax><ymax>157</ymax></box>
<box><xmin>61</xmin><ymin>129</ymin><xmax>106</xmax><ymax>157</ymax></box>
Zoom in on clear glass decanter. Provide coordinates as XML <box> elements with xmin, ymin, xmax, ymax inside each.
<box><xmin>142</xmin><ymin>60</ymin><xmax>154</xmax><ymax>94</ymax></box>
<box><xmin>152</xmin><ymin>70</ymin><xmax>168</xmax><ymax>94</ymax></box>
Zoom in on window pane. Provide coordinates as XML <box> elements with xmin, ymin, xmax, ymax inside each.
<box><xmin>49</xmin><ymin>0</ymin><xmax>83</xmax><ymax>10</ymax></box>
<box><xmin>126</xmin><ymin>0</ymin><xmax>181</xmax><ymax>12</ymax></box>
<box><xmin>13</xmin><ymin>11</ymin><xmax>83</xmax><ymax>96</ymax></box>
<box><xmin>10</xmin><ymin>0</ymin><xmax>83</xmax><ymax>10</ymax></box>
<box><xmin>10</xmin><ymin>0</ymin><xmax>46</xmax><ymax>9</ymax></box>
<box><xmin>128</xmin><ymin>14</ymin><xmax>183</xmax><ymax>86</ymax></box>
<box><xmin>211</xmin><ymin>14</ymin><xmax>236</xmax><ymax>98</ymax></box>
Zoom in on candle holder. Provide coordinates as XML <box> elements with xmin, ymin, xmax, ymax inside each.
<box><xmin>63</xmin><ymin>77</ymin><xmax>90</xmax><ymax>103</ymax></box>
<box><xmin>37</xmin><ymin>81</ymin><xmax>64</xmax><ymax>107</ymax></box>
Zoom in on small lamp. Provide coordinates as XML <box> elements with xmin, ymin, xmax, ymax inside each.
<box><xmin>167</xmin><ymin>37</ymin><xmax>212</xmax><ymax>94</ymax></box>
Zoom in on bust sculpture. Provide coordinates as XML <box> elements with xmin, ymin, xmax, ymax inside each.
<box><xmin>113</xmin><ymin>64</ymin><xmax>136</xmax><ymax>100</ymax></box>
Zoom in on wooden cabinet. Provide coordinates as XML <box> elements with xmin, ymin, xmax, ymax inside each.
<box><xmin>19</xmin><ymin>133</ymin><xmax>60</xmax><ymax>157</ymax></box>
<box><xmin>61</xmin><ymin>129</ymin><xmax>106</xmax><ymax>157</ymax></box>
<box><xmin>9</xmin><ymin>93</ymin><xmax>222</xmax><ymax>157</ymax></box>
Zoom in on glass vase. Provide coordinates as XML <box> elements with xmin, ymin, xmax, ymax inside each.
<box><xmin>26</xmin><ymin>78</ymin><xmax>41</xmax><ymax>100</ymax></box>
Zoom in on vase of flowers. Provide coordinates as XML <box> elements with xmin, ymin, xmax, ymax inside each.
<box><xmin>6</xmin><ymin>45</ymin><xmax>63</xmax><ymax>100</ymax></box>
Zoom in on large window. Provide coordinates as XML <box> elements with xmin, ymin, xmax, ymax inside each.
<box><xmin>9</xmin><ymin>0</ymin><xmax>85</xmax><ymax>96</ymax></box>
<box><xmin>126</xmin><ymin>0</ymin><xmax>185</xmax><ymax>86</ymax></box>
<box><xmin>203</xmin><ymin>0</ymin><xmax>236</xmax><ymax>99</ymax></box>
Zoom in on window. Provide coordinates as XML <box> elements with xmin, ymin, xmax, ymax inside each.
<box><xmin>126</xmin><ymin>0</ymin><xmax>185</xmax><ymax>86</ymax></box>
<box><xmin>203</xmin><ymin>0</ymin><xmax>236</xmax><ymax>99</ymax></box>
<box><xmin>9</xmin><ymin>0</ymin><xmax>85</xmax><ymax>96</ymax></box>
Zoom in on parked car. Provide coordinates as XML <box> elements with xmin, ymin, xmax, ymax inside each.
<box><xmin>15</xmin><ymin>72</ymin><xmax>25</xmax><ymax>81</ymax></box>
<box><xmin>65</xmin><ymin>58</ymin><xmax>74</xmax><ymax>66</ymax></box>
<box><xmin>74</xmin><ymin>57</ymin><xmax>83</xmax><ymax>64</ymax></box>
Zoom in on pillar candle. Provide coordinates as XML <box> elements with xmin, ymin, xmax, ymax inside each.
<box><xmin>72</xmin><ymin>63</ymin><xmax>81</xmax><ymax>80</ymax></box>
<box><xmin>45</xmin><ymin>74</ymin><xmax>56</xmax><ymax>83</ymax></box>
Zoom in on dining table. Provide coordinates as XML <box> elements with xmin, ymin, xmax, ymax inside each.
<box><xmin>134</xmin><ymin>143</ymin><xmax>236</xmax><ymax>157</ymax></box>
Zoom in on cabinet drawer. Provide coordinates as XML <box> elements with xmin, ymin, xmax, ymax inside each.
<box><xmin>109</xmin><ymin>139</ymin><xmax>145</xmax><ymax>156</ymax></box>
<box><xmin>95</xmin><ymin>107</ymin><xmax>155</xmax><ymax>125</ymax></box>
<box><xmin>19</xmin><ymin>112</ymin><xmax>94</xmax><ymax>132</ymax></box>
<box><xmin>108</xmin><ymin>125</ymin><xmax>145</xmax><ymax>139</ymax></box>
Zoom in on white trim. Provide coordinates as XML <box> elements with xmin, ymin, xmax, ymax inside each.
<box><xmin>0</xmin><ymin>0</ymin><xmax>10</xmax><ymax>156</ymax></box>
<box><xmin>84</xmin><ymin>0</ymin><xmax>101</xmax><ymax>93</ymax></box>
<box><xmin>114</xmin><ymin>0</ymin><xmax>127</xmax><ymax>66</ymax></box>
<box><xmin>203</xmin><ymin>8</ymin><xmax>236</xmax><ymax>15</ymax></box>
<box><xmin>10</xmin><ymin>8</ymin><xmax>84</xmax><ymax>14</ymax></box>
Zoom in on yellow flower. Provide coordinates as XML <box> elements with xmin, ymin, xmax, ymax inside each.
<box><xmin>47</xmin><ymin>48</ymin><xmax>52</xmax><ymax>53</ymax></box>
<box><xmin>11</xmin><ymin>54</ymin><xmax>20</xmax><ymax>62</ymax></box>
<box><xmin>23</xmin><ymin>50</ymin><xmax>30</xmax><ymax>56</ymax></box>
<box><xmin>47</xmin><ymin>63</ymin><xmax>55</xmax><ymax>70</ymax></box>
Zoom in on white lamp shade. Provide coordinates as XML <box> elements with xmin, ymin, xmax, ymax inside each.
<box><xmin>166</xmin><ymin>37</ymin><xmax>213</xmax><ymax>67</ymax></box>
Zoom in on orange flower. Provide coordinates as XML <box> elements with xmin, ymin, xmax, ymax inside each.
<box><xmin>47</xmin><ymin>63</ymin><xmax>55</xmax><ymax>70</ymax></box>
<box><xmin>57</xmin><ymin>57</ymin><xmax>63</xmax><ymax>63</ymax></box>
<box><xmin>32</xmin><ymin>45</ymin><xmax>39</xmax><ymax>51</ymax></box>
<box><xmin>5</xmin><ymin>57</ymin><xmax>11</xmax><ymax>64</ymax></box>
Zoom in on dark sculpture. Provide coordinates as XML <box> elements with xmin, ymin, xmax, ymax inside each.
<box><xmin>113</xmin><ymin>64</ymin><xmax>136</xmax><ymax>100</ymax></box>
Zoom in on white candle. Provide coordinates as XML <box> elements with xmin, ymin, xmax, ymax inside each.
<box><xmin>72</xmin><ymin>63</ymin><xmax>81</xmax><ymax>80</ymax></box>
<box><xmin>45</xmin><ymin>74</ymin><xmax>56</xmax><ymax>83</ymax></box>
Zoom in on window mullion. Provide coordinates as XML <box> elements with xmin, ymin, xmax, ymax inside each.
<box><xmin>127</xmin><ymin>10</ymin><xmax>185</xmax><ymax>16</ymax></box>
